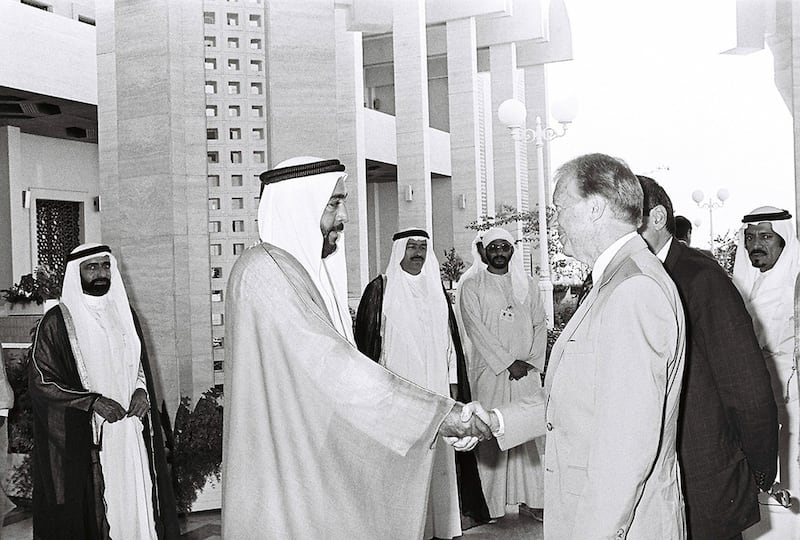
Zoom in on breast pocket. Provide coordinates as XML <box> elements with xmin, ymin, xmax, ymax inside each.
<box><xmin>563</xmin><ymin>464</ymin><xmax>588</xmax><ymax>496</ymax></box>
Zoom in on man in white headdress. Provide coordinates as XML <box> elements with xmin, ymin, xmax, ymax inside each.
<box><xmin>454</xmin><ymin>232</ymin><xmax>488</xmax><ymax>366</ymax></box>
<box><xmin>732</xmin><ymin>207</ymin><xmax>800</xmax><ymax>539</ymax></box>
<box><xmin>457</xmin><ymin>226</ymin><xmax>547</xmax><ymax>521</ymax></box>
<box><xmin>354</xmin><ymin>228</ymin><xmax>464</xmax><ymax>539</ymax></box>
<box><xmin>222</xmin><ymin>157</ymin><xmax>492</xmax><ymax>539</ymax></box>
<box><xmin>29</xmin><ymin>243</ymin><xmax>179</xmax><ymax>540</ymax></box>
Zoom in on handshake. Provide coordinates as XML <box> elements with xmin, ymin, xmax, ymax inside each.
<box><xmin>438</xmin><ymin>401</ymin><xmax>497</xmax><ymax>452</ymax></box>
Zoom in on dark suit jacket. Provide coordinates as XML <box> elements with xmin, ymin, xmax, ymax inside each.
<box><xmin>664</xmin><ymin>239</ymin><xmax>778</xmax><ymax>539</ymax></box>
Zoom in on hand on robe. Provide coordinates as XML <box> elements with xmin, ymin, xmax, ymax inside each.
<box><xmin>93</xmin><ymin>396</ymin><xmax>127</xmax><ymax>423</ymax></box>
<box><xmin>127</xmin><ymin>388</ymin><xmax>149</xmax><ymax>419</ymax></box>
<box><xmin>443</xmin><ymin>401</ymin><xmax>496</xmax><ymax>451</ymax></box>
<box><xmin>507</xmin><ymin>360</ymin><xmax>533</xmax><ymax>381</ymax></box>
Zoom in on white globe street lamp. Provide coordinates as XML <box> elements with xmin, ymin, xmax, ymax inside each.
<box><xmin>497</xmin><ymin>97</ymin><xmax>577</xmax><ymax>329</ymax></box>
<box><xmin>691</xmin><ymin>188</ymin><xmax>730</xmax><ymax>249</ymax></box>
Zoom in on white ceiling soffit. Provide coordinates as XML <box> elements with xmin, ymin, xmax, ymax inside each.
<box><xmin>719</xmin><ymin>0</ymin><xmax>770</xmax><ymax>55</ymax></box>
<box><xmin>476</xmin><ymin>0</ymin><xmax>549</xmax><ymax>48</ymax></box>
<box><xmin>515</xmin><ymin>0</ymin><xmax>573</xmax><ymax>67</ymax></box>
<box><xmin>342</xmin><ymin>0</ymin><xmax>511</xmax><ymax>33</ymax></box>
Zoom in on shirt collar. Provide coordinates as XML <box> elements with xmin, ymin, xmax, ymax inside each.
<box><xmin>592</xmin><ymin>231</ymin><xmax>638</xmax><ymax>285</ymax></box>
<box><xmin>656</xmin><ymin>236</ymin><xmax>673</xmax><ymax>263</ymax></box>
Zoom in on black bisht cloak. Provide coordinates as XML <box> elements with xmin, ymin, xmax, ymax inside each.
<box><xmin>354</xmin><ymin>275</ymin><xmax>491</xmax><ymax>524</ymax></box>
<box><xmin>29</xmin><ymin>305</ymin><xmax>180</xmax><ymax>540</ymax></box>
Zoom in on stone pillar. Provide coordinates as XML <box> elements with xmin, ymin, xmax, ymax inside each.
<box><xmin>265</xmin><ymin>0</ymin><xmax>337</xmax><ymax>164</ymax></box>
<box><xmin>489</xmin><ymin>43</ymin><xmax>525</xmax><ymax>216</ymax></box>
<box><xmin>335</xmin><ymin>8</ymin><xmax>369</xmax><ymax>302</ymax></box>
<box><xmin>524</xmin><ymin>65</ymin><xmax>551</xmax><ymax>204</ymax></box>
<box><xmin>393</xmin><ymin>0</ymin><xmax>432</xmax><ymax>233</ymax></box>
<box><xmin>0</xmin><ymin>126</ymin><xmax>21</xmax><ymax>286</ymax></box>
<box><xmin>446</xmin><ymin>17</ymin><xmax>482</xmax><ymax>264</ymax></box>
<box><xmin>793</xmin><ymin>0</ymin><xmax>800</xmax><ymax>233</ymax></box>
<box><xmin>96</xmin><ymin>0</ymin><xmax>212</xmax><ymax>413</ymax></box>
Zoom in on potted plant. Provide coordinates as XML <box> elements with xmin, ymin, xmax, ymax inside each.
<box><xmin>1</xmin><ymin>266</ymin><xmax>60</xmax><ymax>315</ymax></box>
<box><xmin>440</xmin><ymin>248</ymin><xmax>465</xmax><ymax>291</ymax></box>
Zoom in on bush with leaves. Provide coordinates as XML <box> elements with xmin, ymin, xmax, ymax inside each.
<box><xmin>172</xmin><ymin>387</ymin><xmax>223</xmax><ymax>514</ymax></box>
<box><xmin>440</xmin><ymin>248</ymin><xmax>465</xmax><ymax>289</ymax></box>
<box><xmin>1</xmin><ymin>265</ymin><xmax>60</xmax><ymax>305</ymax></box>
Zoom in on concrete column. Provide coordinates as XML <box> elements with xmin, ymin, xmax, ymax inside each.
<box><xmin>0</xmin><ymin>126</ymin><xmax>23</xmax><ymax>287</ymax></box>
<box><xmin>265</xmin><ymin>0</ymin><xmax>337</xmax><ymax>164</ymax></box>
<box><xmin>393</xmin><ymin>0</ymin><xmax>432</xmax><ymax>233</ymax></box>
<box><xmin>524</xmin><ymin>65</ymin><xmax>551</xmax><ymax>204</ymax></box>
<box><xmin>793</xmin><ymin>0</ymin><xmax>800</xmax><ymax>233</ymax></box>
<box><xmin>446</xmin><ymin>17</ymin><xmax>482</xmax><ymax>264</ymax></box>
<box><xmin>335</xmin><ymin>8</ymin><xmax>369</xmax><ymax>302</ymax></box>
<box><xmin>97</xmin><ymin>0</ymin><xmax>212</xmax><ymax>413</ymax></box>
<box><xmin>489</xmin><ymin>43</ymin><xmax>525</xmax><ymax>216</ymax></box>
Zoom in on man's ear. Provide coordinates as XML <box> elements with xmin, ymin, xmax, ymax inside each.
<box><xmin>588</xmin><ymin>194</ymin><xmax>606</xmax><ymax>222</ymax></box>
<box><xmin>651</xmin><ymin>205</ymin><xmax>668</xmax><ymax>231</ymax></box>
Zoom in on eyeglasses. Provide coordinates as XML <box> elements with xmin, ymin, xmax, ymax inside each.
<box><xmin>485</xmin><ymin>243</ymin><xmax>513</xmax><ymax>254</ymax></box>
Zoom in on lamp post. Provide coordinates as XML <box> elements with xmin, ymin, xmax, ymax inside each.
<box><xmin>691</xmin><ymin>188</ymin><xmax>730</xmax><ymax>250</ymax></box>
<box><xmin>497</xmin><ymin>97</ymin><xmax>577</xmax><ymax>329</ymax></box>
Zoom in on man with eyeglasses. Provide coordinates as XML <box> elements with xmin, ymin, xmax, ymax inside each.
<box><xmin>458</xmin><ymin>227</ymin><xmax>547</xmax><ymax>523</ymax></box>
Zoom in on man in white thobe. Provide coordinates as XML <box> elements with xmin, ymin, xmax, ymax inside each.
<box><xmin>458</xmin><ymin>227</ymin><xmax>547</xmax><ymax>521</ymax></box>
<box><xmin>733</xmin><ymin>207</ymin><xmax>800</xmax><ymax>540</ymax></box>
<box><xmin>355</xmin><ymin>228</ymin><xmax>461</xmax><ymax>540</ymax></box>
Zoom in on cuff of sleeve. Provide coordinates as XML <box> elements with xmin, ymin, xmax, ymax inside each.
<box><xmin>0</xmin><ymin>409</ymin><xmax>8</xmax><ymax>417</ymax></box>
<box><xmin>491</xmin><ymin>408</ymin><xmax>505</xmax><ymax>438</ymax></box>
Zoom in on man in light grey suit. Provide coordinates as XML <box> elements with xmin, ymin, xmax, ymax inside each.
<box><xmin>467</xmin><ymin>153</ymin><xmax>687</xmax><ymax>539</ymax></box>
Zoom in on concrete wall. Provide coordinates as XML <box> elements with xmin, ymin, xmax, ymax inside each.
<box><xmin>0</xmin><ymin>1</ymin><xmax>97</xmax><ymax>104</ymax></box>
<box><xmin>0</xmin><ymin>126</ymin><xmax>100</xmax><ymax>289</ymax></box>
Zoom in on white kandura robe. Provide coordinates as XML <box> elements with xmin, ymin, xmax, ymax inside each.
<box><xmin>222</xmin><ymin>244</ymin><xmax>454</xmax><ymax>539</ymax></box>
<box><xmin>380</xmin><ymin>272</ymin><xmax>460</xmax><ymax>540</ymax></box>
<box><xmin>82</xmin><ymin>295</ymin><xmax>155</xmax><ymax>540</ymax></box>
<box><xmin>459</xmin><ymin>269</ymin><xmax>547</xmax><ymax>518</ymax></box>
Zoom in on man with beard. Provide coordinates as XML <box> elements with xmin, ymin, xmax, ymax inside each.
<box><xmin>457</xmin><ymin>227</ymin><xmax>547</xmax><ymax>522</ymax></box>
<box><xmin>354</xmin><ymin>228</ymin><xmax>466</xmax><ymax>540</ymax></box>
<box><xmin>732</xmin><ymin>207</ymin><xmax>800</xmax><ymax>539</ymax></box>
<box><xmin>638</xmin><ymin>177</ymin><xmax>777</xmax><ymax>539</ymax></box>
<box><xmin>29</xmin><ymin>243</ymin><xmax>179</xmax><ymax>540</ymax></box>
<box><xmin>222</xmin><ymin>157</ymin><xmax>492</xmax><ymax>539</ymax></box>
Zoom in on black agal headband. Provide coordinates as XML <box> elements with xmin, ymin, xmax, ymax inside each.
<box><xmin>258</xmin><ymin>159</ymin><xmax>346</xmax><ymax>197</ymax></box>
<box><xmin>67</xmin><ymin>244</ymin><xmax>111</xmax><ymax>262</ymax></box>
<box><xmin>392</xmin><ymin>229</ymin><xmax>429</xmax><ymax>241</ymax></box>
<box><xmin>742</xmin><ymin>209</ymin><xmax>792</xmax><ymax>223</ymax></box>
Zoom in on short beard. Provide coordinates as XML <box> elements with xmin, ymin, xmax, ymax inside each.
<box><xmin>82</xmin><ymin>277</ymin><xmax>110</xmax><ymax>297</ymax></box>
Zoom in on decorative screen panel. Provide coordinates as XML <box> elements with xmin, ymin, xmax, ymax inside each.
<box><xmin>36</xmin><ymin>199</ymin><xmax>81</xmax><ymax>282</ymax></box>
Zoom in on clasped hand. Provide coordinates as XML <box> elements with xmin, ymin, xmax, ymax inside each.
<box><xmin>92</xmin><ymin>388</ymin><xmax>148</xmax><ymax>422</ymax></box>
<box><xmin>439</xmin><ymin>401</ymin><xmax>494</xmax><ymax>452</ymax></box>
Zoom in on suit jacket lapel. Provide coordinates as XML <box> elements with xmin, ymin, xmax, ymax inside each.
<box><xmin>544</xmin><ymin>236</ymin><xmax>646</xmax><ymax>396</ymax></box>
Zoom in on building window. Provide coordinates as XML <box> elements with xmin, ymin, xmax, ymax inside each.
<box><xmin>210</xmin><ymin>244</ymin><xmax>222</xmax><ymax>256</ymax></box>
<box><xmin>227</xmin><ymin>37</ymin><xmax>239</xmax><ymax>49</ymax></box>
<box><xmin>206</xmin><ymin>105</ymin><xmax>217</xmax><ymax>117</ymax></box>
<box><xmin>78</xmin><ymin>15</ymin><xmax>95</xmax><ymax>26</ymax></box>
<box><xmin>252</xmin><ymin>128</ymin><xmax>264</xmax><ymax>140</ymax></box>
<box><xmin>233</xmin><ymin>243</ymin><xmax>245</xmax><ymax>255</ymax></box>
<box><xmin>209</xmin><ymin>198</ymin><xmax>220</xmax><ymax>210</ymax></box>
<box><xmin>227</xmin><ymin>13</ymin><xmax>239</xmax><ymax>26</ymax></box>
<box><xmin>231</xmin><ymin>197</ymin><xmax>244</xmax><ymax>209</ymax></box>
<box><xmin>253</xmin><ymin>151</ymin><xmax>265</xmax><ymax>164</ymax></box>
<box><xmin>227</xmin><ymin>58</ymin><xmax>240</xmax><ymax>71</ymax></box>
<box><xmin>228</xmin><ymin>81</ymin><xmax>240</xmax><ymax>95</ymax></box>
<box><xmin>209</xmin><ymin>221</ymin><xmax>221</xmax><ymax>233</ymax></box>
<box><xmin>251</xmin><ymin>105</ymin><xmax>263</xmax><ymax>117</ymax></box>
<box><xmin>213</xmin><ymin>336</ymin><xmax>224</xmax><ymax>348</ymax></box>
<box><xmin>205</xmin><ymin>36</ymin><xmax>216</xmax><ymax>48</ymax></box>
<box><xmin>230</xmin><ymin>151</ymin><xmax>242</xmax><ymax>164</ymax></box>
<box><xmin>212</xmin><ymin>313</ymin><xmax>224</xmax><ymax>326</ymax></box>
<box><xmin>248</xmin><ymin>14</ymin><xmax>261</xmax><ymax>27</ymax></box>
<box><xmin>228</xmin><ymin>105</ymin><xmax>240</xmax><ymax>117</ymax></box>
<box><xmin>36</xmin><ymin>199</ymin><xmax>80</xmax><ymax>280</ymax></box>
<box><xmin>205</xmin><ymin>58</ymin><xmax>217</xmax><ymax>70</ymax></box>
<box><xmin>211</xmin><ymin>267</ymin><xmax>223</xmax><ymax>279</ymax></box>
<box><xmin>229</xmin><ymin>128</ymin><xmax>241</xmax><ymax>140</ymax></box>
<box><xmin>205</xmin><ymin>81</ymin><xmax>217</xmax><ymax>94</ymax></box>
<box><xmin>249</xmin><ymin>60</ymin><xmax>262</xmax><ymax>72</ymax></box>
<box><xmin>208</xmin><ymin>174</ymin><xmax>220</xmax><ymax>187</ymax></box>
<box><xmin>211</xmin><ymin>290</ymin><xmax>223</xmax><ymax>302</ymax></box>
<box><xmin>250</xmin><ymin>39</ymin><xmax>261</xmax><ymax>50</ymax></box>
<box><xmin>231</xmin><ymin>174</ymin><xmax>243</xmax><ymax>186</ymax></box>
<box><xmin>207</xmin><ymin>152</ymin><xmax>219</xmax><ymax>164</ymax></box>
<box><xmin>250</xmin><ymin>82</ymin><xmax>263</xmax><ymax>95</ymax></box>
<box><xmin>204</xmin><ymin>11</ymin><xmax>215</xmax><ymax>24</ymax></box>
<box><xmin>232</xmin><ymin>220</ymin><xmax>245</xmax><ymax>232</ymax></box>
<box><xmin>207</xmin><ymin>128</ymin><xmax>218</xmax><ymax>140</ymax></box>
<box><xmin>21</xmin><ymin>0</ymin><xmax>52</xmax><ymax>11</ymax></box>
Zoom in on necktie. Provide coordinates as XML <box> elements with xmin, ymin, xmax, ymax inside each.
<box><xmin>576</xmin><ymin>273</ymin><xmax>593</xmax><ymax>307</ymax></box>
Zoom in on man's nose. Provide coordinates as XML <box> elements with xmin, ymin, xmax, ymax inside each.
<box><xmin>338</xmin><ymin>202</ymin><xmax>349</xmax><ymax>224</ymax></box>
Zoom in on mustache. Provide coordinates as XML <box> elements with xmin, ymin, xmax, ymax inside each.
<box><xmin>332</xmin><ymin>223</ymin><xmax>344</xmax><ymax>232</ymax></box>
<box><xmin>748</xmin><ymin>249</ymin><xmax>767</xmax><ymax>256</ymax></box>
<box><xmin>92</xmin><ymin>278</ymin><xmax>110</xmax><ymax>285</ymax></box>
